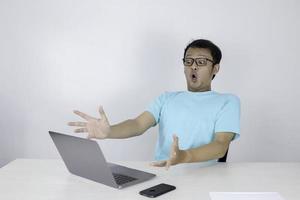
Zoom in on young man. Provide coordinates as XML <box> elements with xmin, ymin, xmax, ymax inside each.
<box><xmin>68</xmin><ymin>39</ymin><xmax>240</xmax><ymax>170</ymax></box>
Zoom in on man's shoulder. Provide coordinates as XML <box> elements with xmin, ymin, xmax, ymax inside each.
<box><xmin>215</xmin><ymin>92</ymin><xmax>240</xmax><ymax>100</ymax></box>
<box><xmin>214</xmin><ymin>92</ymin><xmax>240</xmax><ymax>106</ymax></box>
<box><xmin>158</xmin><ymin>90</ymin><xmax>182</xmax><ymax>97</ymax></box>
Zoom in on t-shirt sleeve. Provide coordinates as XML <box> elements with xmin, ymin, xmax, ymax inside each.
<box><xmin>214</xmin><ymin>95</ymin><xmax>241</xmax><ymax>140</ymax></box>
<box><xmin>145</xmin><ymin>92</ymin><xmax>169</xmax><ymax>126</ymax></box>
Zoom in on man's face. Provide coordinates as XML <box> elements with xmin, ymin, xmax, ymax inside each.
<box><xmin>184</xmin><ymin>47</ymin><xmax>219</xmax><ymax>92</ymax></box>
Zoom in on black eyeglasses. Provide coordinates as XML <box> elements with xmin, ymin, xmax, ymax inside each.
<box><xmin>182</xmin><ymin>57</ymin><xmax>214</xmax><ymax>67</ymax></box>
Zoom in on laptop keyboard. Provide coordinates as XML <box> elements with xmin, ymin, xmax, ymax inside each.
<box><xmin>112</xmin><ymin>173</ymin><xmax>137</xmax><ymax>185</ymax></box>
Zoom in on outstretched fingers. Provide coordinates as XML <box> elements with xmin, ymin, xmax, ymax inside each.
<box><xmin>171</xmin><ymin>134</ymin><xmax>179</xmax><ymax>156</ymax></box>
<box><xmin>73</xmin><ymin>110</ymin><xmax>94</xmax><ymax>121</ymax></box>
<box><xmin>68</xmin><ymin>122</ymin><xmax>87</xmax><ymax>127</ymax></box>
<box><xmin>98</xmin><ymin>106</ymin><xmax>108</xmax><ymax>122</ymax></box>
<box><xmin>150</xmin><ymin>160</ymin><xmax>167</xmax><ymax>167</ymax></box>
<box><xmin>74</xmin><ymin>128</ymin><xmax>88</xmax><ymax>133</ymax></box>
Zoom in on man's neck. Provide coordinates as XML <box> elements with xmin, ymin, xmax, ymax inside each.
<box><xmin>187</xmin><ymin>86</ymin><xmax>211</xmax><ymax>92</ymax></box>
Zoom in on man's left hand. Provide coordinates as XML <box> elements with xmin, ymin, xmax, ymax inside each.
<box><xmin>150</xmin><ymin>134</ymin><xmax>188</xmax><ymax>170</ymax></box>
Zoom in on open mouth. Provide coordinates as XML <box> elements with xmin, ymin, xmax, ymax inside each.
<box><xmin>191</xmin><ymin>74</ymin><xmax>197</xmax><ymax>82</ymax></box>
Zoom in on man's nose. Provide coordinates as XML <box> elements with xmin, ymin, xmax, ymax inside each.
<box><xmin>191</xmin><ymin>62</ymin><xmax>198</xmax><ymax>70</ymax></box>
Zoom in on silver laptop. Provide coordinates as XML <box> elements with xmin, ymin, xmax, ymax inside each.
<box><xmin>49</xmin><ymin>131</ymin><xmax>156</xmax><ymax>189</ymax></box>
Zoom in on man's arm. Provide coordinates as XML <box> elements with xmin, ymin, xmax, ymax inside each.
<box><xmin>108</xmin><ymin>111</ymin><xmax>156</xmax><ymax>139</ymax></box>
<box><xmin>69</xmin><ymin>107</ymin><xmax>156</xmax><ymax>139</ymax></box>
<box><xmin>183</xmin><ymin>132</ymin><xmax>234</xmax><ymax>163</ymax></box>
<box><xmin>151</xmin><ymin>132</ymin><xmax>235</xmax><ymax>169</ymax></box>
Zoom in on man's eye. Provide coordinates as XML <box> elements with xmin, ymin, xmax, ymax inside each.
<box><xmin>185</xmin><ymin>59</ymin><xmax>193</xmax><ymax>65</ymax></box>
<box><xmin>197</xmin><ymin>59</ymin><xmax>206</xmax><ymax>65</ymax></box>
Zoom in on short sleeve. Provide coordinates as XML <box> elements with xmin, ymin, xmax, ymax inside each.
<box><xmin>145</xmin><ymin>92</ymin><xmax>169</xmax><ymax>126</ymax></box>
<box><xmin>214</xmin><ymin>95</ymin><xmax>241</xmax><ymax>140</ymax></box>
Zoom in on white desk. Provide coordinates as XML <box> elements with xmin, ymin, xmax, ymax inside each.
<box><xmin>0</xmin><ymin>159</ymin><xmax>299</xmax><ymax>200</ymax></box>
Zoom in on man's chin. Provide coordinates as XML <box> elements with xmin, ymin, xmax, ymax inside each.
<box><xmin>188</xmin><ymin>81</ymin><xmax>199</xmax><ymax>86</ymax></box>
<box><xmin>187</xmin><ymin>85</ymin><xmax>198</xmax><ymax>91</ymax></box>
<box><xmin>187</xmin><ymin>80</ymin><xmax>204</xmax><ymax>90</ymax></box>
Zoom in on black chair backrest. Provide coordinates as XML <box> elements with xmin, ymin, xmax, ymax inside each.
<box><xmin>218</xmin><ymin>149</ymin><xmax>229</xmax><ymax>162</ymax></box>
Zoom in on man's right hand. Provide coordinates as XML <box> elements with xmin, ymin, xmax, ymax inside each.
<box><xmin>68</xmin><ymin>106</ymin><xmax>111</xmax><ymax>139</ymax></box>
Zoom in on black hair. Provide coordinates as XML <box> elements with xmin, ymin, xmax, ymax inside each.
<box><xmin>183</xmin><ymin>39</ymin><xmax>222</xmax><ymax>80</ymax></box>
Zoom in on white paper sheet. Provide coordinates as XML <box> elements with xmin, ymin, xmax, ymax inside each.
<box><xmin>209</xmin><ymin>192</ymin><xmax>285</xmax><ymax>200</ymax></box>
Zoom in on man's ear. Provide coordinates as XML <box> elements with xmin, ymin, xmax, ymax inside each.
<box><xmin>213</xmin><ymin>64</ymin><xmax>220</xmax><ymax>76</ymax></box>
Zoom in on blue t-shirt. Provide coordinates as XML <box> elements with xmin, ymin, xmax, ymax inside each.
<box><xmin>146</xmin><ymin>90</ymin><xmax>241</xmax><ymax>161</ymax></box>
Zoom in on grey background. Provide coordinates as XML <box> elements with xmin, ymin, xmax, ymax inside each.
<box><xmin>1</xmin><ymin>0</ymin><xmax>299</xmax><ymax>167</ymax></box>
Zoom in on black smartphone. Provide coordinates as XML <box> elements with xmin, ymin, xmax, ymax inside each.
<box><xmin>139</xmin><ymin>183</ymin><xmax>176</xmax><ymax>198</ymax></box>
